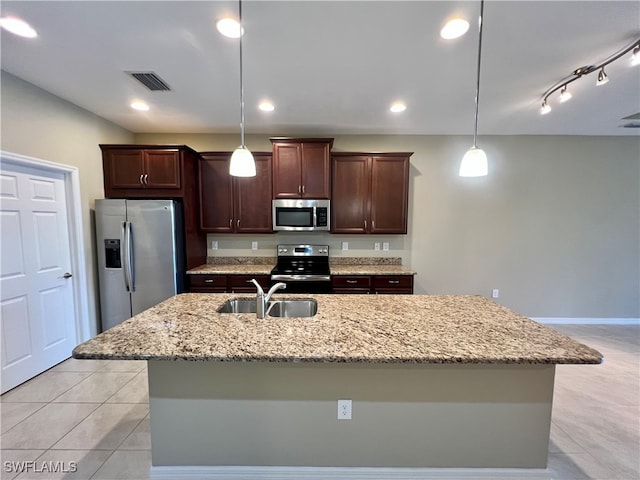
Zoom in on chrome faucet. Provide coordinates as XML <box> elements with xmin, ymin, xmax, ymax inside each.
<box><xmin>250</xmin><ymin>279</ymin><xmax>286</xmax><ymax>319</ymax></box>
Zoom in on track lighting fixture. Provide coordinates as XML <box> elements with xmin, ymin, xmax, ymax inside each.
<box><xmin>540</xmin><ymin>37</ymin><xmax>640</xmax><ymax>115</ymax></box>
<box><xmin>596</xmin><ymin>67</ymin><xmax>609</xmax><ymax>86</ymax></box>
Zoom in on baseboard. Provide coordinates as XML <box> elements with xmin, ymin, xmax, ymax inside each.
<box><xmin>150</xmin><ymin>465</ymin><xmax>552</xmax><ymax>480</ymax></box>
<box><xmin>533</xmin><ymin>317</ymin><xmax>640</xmax><ymax>325</ymax></box>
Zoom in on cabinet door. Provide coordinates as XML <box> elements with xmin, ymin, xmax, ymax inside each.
<box><xmin>144</xmin><ymin>150</ymin><xmax>181</xmax><ymax>189</ymax></box>
<box><xmin>301</xmin><ymin>142</ymin><xmax>330</xmax><ymax>198</ymax></box>
<box><xmin>272</xmin><ymin>143</ymin><xmax>302</xmax><ymax>198</ymax></box>
<box><xmin>235</xmin><ymin>154</ymin><xmax>273</xmax><ymax>233</ymax></box>
<box><xmin>104</xmin><ymin>150</ymin><xmax>145</xmax><ymax>189</ymax></box>
<box><xmin>370</xmin><ymin>156</ymin><xmax>409</xmax><ymax>234</ymax></box>
<box><xmin>331</xmin><ymin>156</ymin><xmax>370</xmax><ymax>233</ymax></box>
<box><xmin>199</xmin><ymin>155</ymin><xmax>234</xmax><ymax>232</ymax></box>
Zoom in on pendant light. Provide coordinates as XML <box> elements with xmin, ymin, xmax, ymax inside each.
<box><xmin>459</xmin><ymin>0</ymin><xmax>488</xmax><ymax>177</ymax></box>
<box><xmin>229</xmin><ymin>0</ymin><xmax>256</xmax><ymax>177</ymax></box>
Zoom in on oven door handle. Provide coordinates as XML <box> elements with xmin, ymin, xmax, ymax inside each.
<box><xmin>271</xmin><ymin>274</ymin><xmax>331</xmax><ymax>282</ymax></box>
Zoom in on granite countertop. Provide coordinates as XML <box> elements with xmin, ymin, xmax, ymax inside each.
<box><xmin>187</xmin><ymin>257</ymin><xmax>416</xmax><ymax>276</ymax></box>
<box><xmin>73</xmin><ymin>293</ymin><xmax>602</xmax><ymax>365</ymax></box>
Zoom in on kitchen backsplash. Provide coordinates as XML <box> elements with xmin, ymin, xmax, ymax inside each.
<box><xmin>206</xmin><ymin>256</ymin><xmax>403</xmax><ymax>266</ymax></box>
<box><xmin>205</xmin><ymin>233</ymin><xmax>410</xmax><ymax>260</ymax></box>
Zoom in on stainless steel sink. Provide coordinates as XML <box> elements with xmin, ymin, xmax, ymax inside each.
<box><xmin>217</xmin><ymin>298</ymin><xmax>317</xmax><ymax>318</ymax></box>
<box><xmin>216</xmin><ymin>298</ymin><xmax>257</xmax><ymax>314</ymax></box>
<box><xmin>267</xmin><ymin>298</ymin><xmax>318</xmax><ymax>318</ymax></box>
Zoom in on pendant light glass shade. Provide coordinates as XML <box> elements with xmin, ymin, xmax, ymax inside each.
<box><xmin>459</xmin><ymin>0</ymin><xmax>488</xmax><ymax>178</ymax></box>
<box><xmin>229</xmin><ymin>0</ymin><xmax>256</xmax><ymax>177</ymax></box>
<box><xmin>459</xmin><ymin>147</ymin><xmax>488</xmax><ymax>177</ymax></box>
<box><xmin>229</xmin><ymin>146</ymin><xmax>256</xmax><ymax>177</ymax></box>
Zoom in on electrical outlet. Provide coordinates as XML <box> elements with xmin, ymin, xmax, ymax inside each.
<box><xmin>492</xmin><ymin>289</ymin><xmax>499</xmax><ymax>298</ymax></box>
<box><xmin>342</xmin><ymin>242</ymin><xmax>349</xmax><ymax>251</ymax></box>
<box><xmin>251</xmin><ymin>241</ymin><xmax>258</xmax><ymax>250</ymax></box>
<box><xmin>383</xmin><ymin>242</ymin><xmax>389</xmax><ymax>251</ymax></box>
<box><xmin>337</xmin><ymin>399</ymin><xmax>352</xmax><ymax>420</ymax></box>
<box><xmin>211</xmin><ymin>241</ymin><xmax>218</xmax><ymax>250</ymax></box>
<box><xmin>374</xmin><ymin>242</ymin><xmax>380</xmax><ymax>251</ymax></box>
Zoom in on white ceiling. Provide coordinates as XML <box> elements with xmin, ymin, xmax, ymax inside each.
<box><xmin>1</xmin><ymin>1</ymin><xmax>639</xmax><ymax>136</ymax></box>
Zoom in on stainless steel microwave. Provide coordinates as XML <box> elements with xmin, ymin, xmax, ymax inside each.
<box><xmin>272</xmin><ymin>199</ymin><xmax>330</xmax><ymax>231</ymax></box>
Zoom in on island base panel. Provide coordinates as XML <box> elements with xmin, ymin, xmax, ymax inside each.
<box><xmin>148</xmin><ymin>361</ymin><xmax>554</xmax><ymax>469</ymax></box>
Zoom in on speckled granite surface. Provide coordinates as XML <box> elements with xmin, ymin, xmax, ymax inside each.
<box><xmin>188</xmin><ymin>258</ymin><xmax>415</xmax><ymax>276</ymax></box>
<box><xmin>73</xmin><ymin>294</ymin><xmax>602</xmax><ymax>365</ymax></box>
<box><xmin>188</xmin><ymin>264</ymin><xmax>273</xmax><ymax>275</ymax></box>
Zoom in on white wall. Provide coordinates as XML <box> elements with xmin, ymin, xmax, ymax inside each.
<box><xmin>136</xmin><ymin>132</ymin><xmax>640</xmax><ymax>319</ymax></box>
<box><xmin>1</xmin><ymin>72</ymin><xmax>134</xmax><ymax>334</ymax></box>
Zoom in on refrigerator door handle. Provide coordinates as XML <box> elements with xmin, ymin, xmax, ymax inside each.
<box><xmin>123</xmin><ymin>221</ymin><xmax>135</xmax><ymax>292</ymax></box>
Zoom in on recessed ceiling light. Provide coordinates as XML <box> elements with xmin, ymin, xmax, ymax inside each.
<box><xmin>216</xmin><ymin>18</ymin><xmax>242</xmax><ymax>39</ymax></box>
<box><xmin>0</xmin><ymin>16</ymin><xmax>37</xmax><ymax>38</ymax></box>
<box><xmin>440</xmin><ymin>18</ymin><xmax>469</xmax><ymax>40</ymax></box>
<box><xmin>258</xmin><ymin>101</ymin><xmax>275</xmax><ymax>112</ymax></box>
<box><xmin>390</xmin><ymin>102</ymin><xmax>406</xmax><ymax>113</ymax></box>
<box><xmin>130</xmin><ymin>101</ymin><xmax>149</xmax><ymax>111</ymax></box>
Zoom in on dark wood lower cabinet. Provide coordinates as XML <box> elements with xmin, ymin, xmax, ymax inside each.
<box><xmin>332</xmin><ymin>275</ymin><xmax>413</xmax><ymax>294</ymax></box>
<box><xmin>188</xmin><ymin>274</ymin><xmax>271</xmax><ymax>293</ymax></box>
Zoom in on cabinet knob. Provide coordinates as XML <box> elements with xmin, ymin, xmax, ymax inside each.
<box><xmin>388</xmin><ymin>280</ymin><xmax>400</xmax><ymax>284</ymax></box>
<box><xmin>346</xmin><ymin>280</ymin><xmax>357</xmax><ymax>284</ymax></box>
<box><xmin>204</xmin><ymin>279</ymin><xmax>214</xmax><ymax>283</ymax></box>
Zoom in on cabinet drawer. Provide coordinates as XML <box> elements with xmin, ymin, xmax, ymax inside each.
<box><xmin>229</xmin><ymin>274</ymin><xmax>271</xmax><ymax>290</ymax></box>
<box><xmin>189</xmin><ymin>275</ymin><xmax>227</xmax><ymax>289</ymax></box>
<box><xmin>332</xmin><ymin>276</ymin><xmax>371</xmax><ymax>288</ymax></box>
<box><xmin>372</xmin><ymin>275</ymin><xmax>413</xmax><ymax>289</ymax></box>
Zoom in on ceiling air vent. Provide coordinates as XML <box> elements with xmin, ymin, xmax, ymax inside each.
<box><xmin>127</xmin><ymin>71</ymin><xmax>171</xmax><ymax>91</ymax></box>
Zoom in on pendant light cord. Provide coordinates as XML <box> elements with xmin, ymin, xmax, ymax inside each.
<box><xmin>239</xmin><ymin>0</ymin><xmax>246</xmax><ymax>147</ymax></box>
<box><xmin>472</xmin><ymin>0</ymin><xmax>484</xmax><ymax>148</ymax></box>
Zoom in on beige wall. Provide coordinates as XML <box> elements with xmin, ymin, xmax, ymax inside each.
<box><xmin>1</xmin><ymin>73</ymin><xmax>637</xmax><ymax>323</ymax></box>
<box><xmin>1</xmin><ymin>72</ymin><xmax>134</xmax><ymax>334</ymax></box>
<box><xmin>137</xmin><ymin>132</ymin><xmax>640</xmax><ymax>319</ymax></box>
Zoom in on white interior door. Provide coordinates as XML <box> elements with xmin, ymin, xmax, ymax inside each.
<box><xmin>1</xmin><ymin>163</ymin><xmax>77</xmax><ymax>393</ymax></box>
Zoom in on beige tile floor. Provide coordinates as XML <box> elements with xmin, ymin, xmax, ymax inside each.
<box><xmin>0</xmin><ymin>325</ymin><xmax>638</xmax><ymax>480</ymax></box>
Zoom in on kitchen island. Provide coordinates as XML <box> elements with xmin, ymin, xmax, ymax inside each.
<box><xmin>73</xmin><ymin>293</ymin><xmax>602</xmax><ymax>479</ymax></box>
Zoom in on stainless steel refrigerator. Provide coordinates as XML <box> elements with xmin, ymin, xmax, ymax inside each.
<box><xmin>95</xmin><ymin>199</ymin><xmax>185</xmax><ymax>331</ymax></box>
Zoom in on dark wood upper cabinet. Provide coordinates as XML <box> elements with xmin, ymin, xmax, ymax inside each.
<box><xmin>331</xmin><ymin>152</ymin><xmax>412</xmax><ymax>234</ymax></box>
<box><xmin>271</xmin><ymin>138</ymin><xmax>333</xmax><ymax>199</ymax></box>
<box><xmin>102</xmin><ymin>147</ymin><xmax>182</xmax><ymax>194</ymax></box>
<box><xmin>199</xmin><ymin>152</ymin><xmax>273</xmax><ymax>233</ymax></box>
<box><xmin>99</xmin><ymin>144</ymin><xmax>205</xmax><ymax>270</ymax></box>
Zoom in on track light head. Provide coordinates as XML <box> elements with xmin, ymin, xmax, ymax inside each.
<box><xmin>540</xmin><ymin>101</ymin><xmax>551</xmax><ymax>115</ymax></box>
<box><xmin>596</xmin><ymin>67</ymin><xmax>609</xmax><ymax>86</ymax></box>
<box><xmin>559</xmin><ymin>85</ymin><xmax>572</xmax><ymax>103</ymax></box>
<box><xmin>632</xmin><ymin>45</ymin><xmax>640</xmax><ymax>66</ymax></box>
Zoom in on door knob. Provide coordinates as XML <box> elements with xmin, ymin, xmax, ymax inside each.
<box><xmin>63</xmin><ymin>272</ymin><xmax>73</xmax><ymax>279</ymax></box>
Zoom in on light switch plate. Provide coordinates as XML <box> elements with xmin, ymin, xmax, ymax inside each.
<box><xmin>383</xmin><ymin>242</ymin><xmax>389</xmax><ymax>251</ymax></box>
<box><xmin>211</xmin><ymin>241</ymin><xmax>218</xmax><ymax>250</ymax></box>
<box><xmin>342</xmin><ymin>242</ymin><xmax>349</xmax><ymax>251</ymax></box>
<box><xmin>374</xmin><ymin>242</ymin><xmax>380</xmax><ymax>251</ymax></box>
<box><xmin>251</xmin><ymin>241</ymin><xmax>258</xmax><ymax>250</ymax></box>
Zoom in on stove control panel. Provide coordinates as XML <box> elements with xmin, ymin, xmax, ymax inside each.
<box><xmin>276</xmin><ymin>244</ymin><xmax>329</xmax><ymax>257</ymax></box>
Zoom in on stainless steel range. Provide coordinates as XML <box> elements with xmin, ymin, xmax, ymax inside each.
<box><xmin>270</xmin><ymin>244</ymin><xmax>331</xmax><ymax>293</ymax></box>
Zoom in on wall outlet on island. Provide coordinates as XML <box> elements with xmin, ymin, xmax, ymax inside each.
<box><xmin>337</xmin><ymin>399</ymin><xmax>352</xmax><ymax>420</ymax></box>
<box><xmin>251</xmin><ymin>241</ymin><xmax>258</xmax><ymax>251</ymax></box>
<box><xmin>211</xmin><ymin>241</ymin><xmax>218</xmax><ymax>250</ymax></box>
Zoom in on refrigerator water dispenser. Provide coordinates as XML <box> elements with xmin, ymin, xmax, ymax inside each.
<box><xmin>104</xmin><ymin>239</ymin><xmax>121</xmax><ymax>268</ymax></box>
